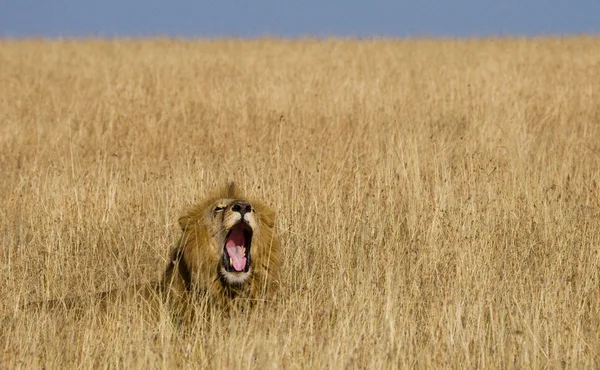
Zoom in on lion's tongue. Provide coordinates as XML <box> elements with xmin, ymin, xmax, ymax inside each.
<box><xmin>226</xmin><ymin>243</ymin><xmax>246</xmax><ymax>271</ymax></box>
<box><xmin>226</xmin><ymin>228</ymin><xmax>246</xmax><ymax>271</ymax></box>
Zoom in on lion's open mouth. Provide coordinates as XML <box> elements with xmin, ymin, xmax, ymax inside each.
<box><xmin>223</xmin><ymin>221</ymin><xmax>252</xmax><ymax>273</ymax></box>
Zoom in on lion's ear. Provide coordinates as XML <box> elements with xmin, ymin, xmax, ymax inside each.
<box><xmin>257</xmin><ymin>205</ymin><xmax>276</xmax><ymax>229</ymax></box>
<box><xmin>178</xmin><ymin>216</ymin><xmax>190</xmax><ymax>231</ymax></box>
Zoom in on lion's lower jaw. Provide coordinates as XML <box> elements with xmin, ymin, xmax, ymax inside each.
<box><xmin>220</xmin><ymin>267</ymin><xmax>252</xmax><ymax>285</ymax></box>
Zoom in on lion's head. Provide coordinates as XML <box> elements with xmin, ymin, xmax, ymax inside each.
<box><xmin>165</xmin><ymin>183</ymin><xmax>279</xmax><ymax>308</ymax></box>
<box><xmin>193</xmin><ymin>196</ymin><xmax>260</xmax><ymax>284</ymax></box>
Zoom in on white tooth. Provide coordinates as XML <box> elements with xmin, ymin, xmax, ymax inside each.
<box><xmin>229</xmin><ymin>258</ymin><xmax>233</xmax><ymax>266</ymax></box>
<box><xmin>242</xmin><ymin>247</ymin><xmax>246</xmax><ymax>255</ymax></box>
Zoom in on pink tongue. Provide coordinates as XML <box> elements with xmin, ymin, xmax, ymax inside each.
<box><xmin>226</xmin><ymin>242</ymin><xmax>247</xmax><ymax>271</ymax></box>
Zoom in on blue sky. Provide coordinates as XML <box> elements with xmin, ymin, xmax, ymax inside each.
<box><xmin>1</xmin><ymin>1</ymin><xmax>599</xmax><ymax>38</ymax></box>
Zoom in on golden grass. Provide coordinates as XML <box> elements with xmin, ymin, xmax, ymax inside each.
<box><xmin>1</xmin><ymin>37</ymin><xmax>599</xmax><ymax>368</ymax></box>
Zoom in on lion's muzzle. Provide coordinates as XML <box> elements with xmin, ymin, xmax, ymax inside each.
<box><xmin>223</xmin><ymin>220</ymin><xmax>253</xmax><ymax>273</ymax></box>
<box><xmin>231</xmin><ymin>201</ymin><xmax>252</xmax><ymax>217</ymax></box>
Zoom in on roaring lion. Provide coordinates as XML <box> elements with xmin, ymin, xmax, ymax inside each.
<box><xmin>162</xmin><ymin>182</ymin><xmax>281</xmax><ymax>317</ymax></box>
<box><xmin>26</xmin><ymin>183</ymin><xmax>281</xmax><ymax>320</ymax></box>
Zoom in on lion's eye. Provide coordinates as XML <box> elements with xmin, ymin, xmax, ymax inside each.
<box><xmin>213</xmin><ymin>206</ymin><xmax>225</xmax><ymax>213</ymax></box>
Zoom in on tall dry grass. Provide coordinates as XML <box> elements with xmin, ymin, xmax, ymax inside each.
<box><xmin>1</xmin><ymin>37</ymin><xmax>599</xmax><ymax>369</ymax></box>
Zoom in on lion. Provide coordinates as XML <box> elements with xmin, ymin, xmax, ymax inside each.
<box><xmin>161</xmin><ymin>182</ymin><xmax>281</xmax><ymax>318</ymax></box>
<box><xmin>25</xmin><ymin>182</ymin><xmax>281</xmax><ymax>322</ymax></box>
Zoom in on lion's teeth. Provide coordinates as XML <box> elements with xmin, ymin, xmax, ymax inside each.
<box><xmin>242</xmin><ymin>247</ymin><xmax>246</xmax><ymax>255</ymax></box>
<box><xmin>229</xmin><ymin>258</ymin><xmax>233</xmax><ymax>266</ymax></box>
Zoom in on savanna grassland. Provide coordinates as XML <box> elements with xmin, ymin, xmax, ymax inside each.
<box><xmin>1</xmin><ymin>37</ymin><xmax>599</xmax><ymax>369</ymax></box>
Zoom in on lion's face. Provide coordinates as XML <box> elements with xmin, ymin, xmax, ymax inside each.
<box><xmin>205</xmin><ymin>198</ymin><xmax>260</xmax><ymax>285</ymax></box>
<box><xmin>169</xmin><ymin>183</ymin><xmax>279</xmax><ymax>310</ymax></box>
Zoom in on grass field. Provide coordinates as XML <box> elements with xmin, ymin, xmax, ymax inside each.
<box><xmin>1</xmin><ymin>37</ymin><xmax>599</xmax><ymax>368</ymax></box>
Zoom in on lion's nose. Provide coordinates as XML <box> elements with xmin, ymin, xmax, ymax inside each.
<box><xmin>232</xmin><ymin>201</ymin><xmax>252</xmax><ymax>216</ymax></box>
